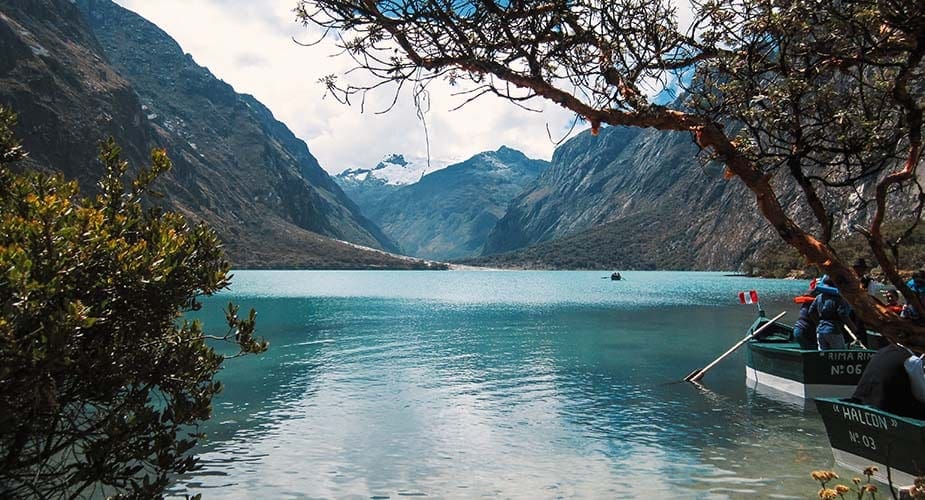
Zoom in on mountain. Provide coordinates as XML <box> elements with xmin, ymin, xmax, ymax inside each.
<box><xmin>339</xmin><ymin>153</ymin><xmax>454</xmax><ymax>187</ymax></box>
<box><xmin>0</xmin><ymin>0</ymin><xmax>152</xmax><ymax>187</ymax></box>
<box><xmin>335</xmin><ymin>153</ymin><xmax>452</xmax><ymax>217</ymax></box>
<box><xmin>367</xmin><ymin>146</ymin><xmax>549</xmax><ymax>261</ymax></box>
<box><xmin>461</xmin><ymin>213</ymin><xmax>712</xmax><ymax>270</ymax></box>
<box><xmin>479</xmin><ymin>126</ymin><xmax>773</xmax><ymax>270</ymax></box>
<box><xmin>0</xmin><ymin>0</ymin><xmax>433</xmax><ymax>269</ymax></box>
<box><xmin>76</xmin><ymin>0</ymin><xmax>399</xmax><ymax>254</ymax></box>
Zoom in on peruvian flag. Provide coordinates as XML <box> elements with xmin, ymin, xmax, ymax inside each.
<box><xmin>738</xmin><ymin>290</ymin><xmax>759</xmax><ymax>304</ymax></box>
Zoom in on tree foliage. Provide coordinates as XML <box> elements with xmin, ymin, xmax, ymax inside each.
<box><xmin>0</xmin><ymin>107</ymin><xmax>267</xmax><ymax>498</ymax></box>
<box><xmin>297</xmin><ymin>0</ymin><xmax>925</xmax><ymax>346</ymax></box>
<box><xmin>748</xmin><ymin>221</ymin><xmax>925</xmax><ymax>278</ymax></box>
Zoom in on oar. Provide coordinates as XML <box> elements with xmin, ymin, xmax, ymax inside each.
<box><xmin>842</xmin><ymin>325</ymin><xmax>867</xmax><ymax>349</ymax></box>
<box><xmin>684</xmin><ymin>311</ymin><xmax>787</xmax><ymax>383</ymax></box>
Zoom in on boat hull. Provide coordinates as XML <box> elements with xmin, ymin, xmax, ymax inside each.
<box><xmin>816</xmin><ymin>398</ymin><xmax>925</xmax><ymax>486</ymax></box>
<box><xmin>746</xmin><ymin>343</ymin><xmax>875</xmax><ymax>399</ymax></box>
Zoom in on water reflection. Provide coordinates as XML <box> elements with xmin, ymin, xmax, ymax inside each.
<box><xmin>170</xmin><ymin>272</ymin><xmax>848</xmax><ymax>498</ymax></box>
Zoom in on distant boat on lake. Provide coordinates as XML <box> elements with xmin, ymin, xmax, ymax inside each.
<box><xmin>744</xmin><ymin>315</ymin><xmax>876</xmax><ymax>400</ymax></box>
<box><xmin>610</xmin><ymin>272</ymin><xmax>622</xmax><ymax>281</ymax></box>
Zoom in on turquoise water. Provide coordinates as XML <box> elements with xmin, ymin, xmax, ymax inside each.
<box><xmin>174</xmin><ymin>271</ymin><xmax>848</xmax><ymax>499</ymax></box>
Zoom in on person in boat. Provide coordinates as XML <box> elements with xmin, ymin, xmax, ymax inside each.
<box><xmin>883</xmin><ymin>288</ymin><xmax>903</xmax><ymax>314</ymax></box>
<box><xmin>793</xmin><ymin>282</ymin><xmax>821</xmax><ymax>349</ymax></box>
<box><xmin>809</xmin><ymin>275</ymin><xmax>858</xmax><ymax>350</ymax></box>
<box><xmin>900</xmin><ymin>269</ymin><xmax>925</xmax><ymax>323</ymax></box>
<box><xmin>850</xmin><ymin>343</ymin><xmax>925</xmax><ymax>420</ymax></box>
<box><xmin>852</xmin><ymin>257</ymin><xmax>874</xmax><ymax>291</ymax></box>
<box><xmin>610</xmin><ymin>272</ymin><xmax>621</xmax><ymax>281</ymax></box>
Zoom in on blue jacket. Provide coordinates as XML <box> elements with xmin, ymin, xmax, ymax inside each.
<box><xmin>795</xmin><ymin>301</ymin><xmax>817</xmax><ymax>330</ymax></box>
<box><xmin>809</xmin><ymin>291</ymin><xmax>852</xmax><ymax>336</ymax></box>
<box><xmin>901</xmin><ymin>278</ymin><xmax>925</xmax><ymax>322</ymax></box>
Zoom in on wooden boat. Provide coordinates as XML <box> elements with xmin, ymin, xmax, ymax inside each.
<box><xmin>744</xmin><ymin>315</ymin><xmax>876</xmax><ymax>400</ymax></box>
<box><xmin>816</xmin><ymin>397</ymin><xmax>925</xmax><ymax>486</ymax></box>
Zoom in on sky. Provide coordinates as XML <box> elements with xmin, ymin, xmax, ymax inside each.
<box><xmin>113</xmin><ymin>0</ymin><xmax>581</xmax><ymax>174</ymax></box>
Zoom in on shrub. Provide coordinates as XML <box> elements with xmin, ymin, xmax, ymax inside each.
<box><xmin>0</xmin><ymin>107</ymin><xmax>266</xmax><ymax>498</ymax></box>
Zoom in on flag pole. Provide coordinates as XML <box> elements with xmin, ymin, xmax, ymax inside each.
<box><xmin>751</xmin><ymin>290</ymin><xmax>765</xmax><ymax>317</ymax></box>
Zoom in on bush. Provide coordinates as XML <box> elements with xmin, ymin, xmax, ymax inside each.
<box><xmin>0</xmin><ymin>107</ymin><xmax>266</xmax><ymax>498</ymax></box>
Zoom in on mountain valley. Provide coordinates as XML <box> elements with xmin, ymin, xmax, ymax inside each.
<box><xmin>0</xmin><ymin>0</ymin><xmax>443</xmax><ymax>269</ymax></box>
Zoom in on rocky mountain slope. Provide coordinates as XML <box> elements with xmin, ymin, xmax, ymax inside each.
<box><xmin>472</xmin><ymin>119</ymin><xmax>920</xmax><ymax>271</ymax></box>
<box><xmin>463</xmin><ymin>212</ymin><xmax>703</xmax><ymax>270</ymax></box>
<box><xmin>335</xmin><ymin>153</ymin><xmax>452</xmax><ymax>217</ymax></box>
<box><xmin>0</xmin><ymin>0</ymin><xmax>151</xmax><ymax>187</ymax></box>
<box><xmin>480</xmin><ymin>126</ymin><xmax>773</xmax><ymax>270</ymax></box>
<box><xmin>361</xmin><ymin>147</ymin><xmax>548</xmax><ymax>260</ymax></box>
<box><xmin>0</xmin><ymin>0</ymin><xmax>431</xmax><ymax>269</ymax></box>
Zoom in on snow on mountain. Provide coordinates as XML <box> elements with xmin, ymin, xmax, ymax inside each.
<box><xmin>337</xmin><ymin>154</ymin><xmax>453</xmax><ymax>187</ymax></box>
<box><xmin>365</xmin><ymin>146</ymin><xmax>549</xmax><ymax>261</ymax></box>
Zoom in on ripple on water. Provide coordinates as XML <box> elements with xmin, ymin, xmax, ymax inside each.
<box><xmin>171</xmin><ymin>272</ymin><xmax>835</xmax><ymax>498</ymax></box>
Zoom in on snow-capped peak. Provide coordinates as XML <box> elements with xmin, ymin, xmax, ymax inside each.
<box><xmin>338</xmin><ymin>154</ymin><xmax>453</xmax><ymax>186</ymax></box>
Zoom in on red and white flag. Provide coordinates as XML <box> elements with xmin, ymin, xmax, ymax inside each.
<box><xmin>738</xmin><ymin>290</ymin><xmax>759</xmax><ymax>304</ymax></box>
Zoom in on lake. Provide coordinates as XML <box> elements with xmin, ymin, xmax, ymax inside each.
<box><xmin>173</xmin><ymin>271</ymin><xmax>849</xmax><ymax>499</ymax></box>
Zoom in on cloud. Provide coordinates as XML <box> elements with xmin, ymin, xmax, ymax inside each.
<box><xmin>233</xmin><ymin>52</ymin><xmax>270</xmax><ymax>69</ymax></box>
<box><xmin>113</xmin><ymin>1</ymin><xmax>695</xmax><ymax>173</ymax></box>
<box><xmin>113</xmin><ymin>0</ymin><xmax>579</xmax><ymax>173</ymax></box>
